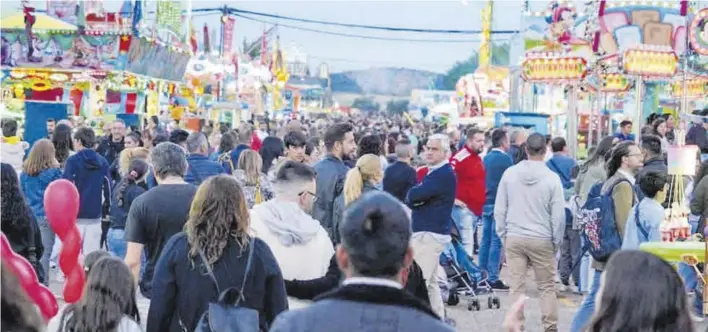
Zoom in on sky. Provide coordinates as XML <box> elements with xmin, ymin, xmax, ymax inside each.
<box><xmin>0</xmin><ymin>0</ymin><xmax>633</xmax><ymax>73</ymax></box>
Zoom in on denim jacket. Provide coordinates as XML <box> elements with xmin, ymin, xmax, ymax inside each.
<box><xmin>621</xmin><ymin>197</ymin><xmax>663</xmax><ymax>250</ymax></box>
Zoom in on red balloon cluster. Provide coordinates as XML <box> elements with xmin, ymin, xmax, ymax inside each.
<box><xmin>0</xmin><ymin>234</ymin><xmax>58</xmax><ymax>320</ymax></box>
<box><xmin>43</xmin><ymin>179</ymin><xmax>85</xmax><ymax>303</ymax></box>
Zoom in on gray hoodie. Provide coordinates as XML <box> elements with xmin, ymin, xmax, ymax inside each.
<box><xmin>494</xmin><ymin>159</ymin><xmax>565</xmax><ymax>248</ymax></box>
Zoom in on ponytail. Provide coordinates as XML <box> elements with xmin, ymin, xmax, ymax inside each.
<box><xmin>344</xmin><ymin>167</ymin><xmax>364</xmax><ymax>205</ymax></box>
<box><xmin>344</xmin><ymin>154</ymin><xmax>383</xmax><ymax>205</ymax></box>
<box><xmin>116</xmin><ymin>159</ymin><xmax>149</xmax><ymax>208</ymax></box>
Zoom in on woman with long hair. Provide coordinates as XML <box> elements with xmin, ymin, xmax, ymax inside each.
<box><xmin>588</xmin><ymin>251</ymin><xmax>693</xmax><ymax>332</ymax></box>
<box><xmin>652</xmin><ymin>117</ymin><xmax>670</xmax><ymax>153</ymax></box>
<box><xmin>232</xmin><ymin>150</ymin><xmax>274</xmax><ymax>208</ymax></box>
<box><xmin>108</xmin><ymin>159</ymin><xmax>149</xmax><ymax>258</ymax></box>
<box><xmin>358</xmin><ymin>134</ymin><xmax>388</xmax><ymax>170</ymax></box>
<box><xmin>2</xmin><ymin>163</ymin><xmax>45</xmax><ymax>284</ymax></box>
<box><xmin>117</xmin><ymin>147</ymin><xmax>150</xmax><ymax>181</ymax></box>
<box><xmin>331</xmin><ymin>154</ymin><xmax>383</xmax><ymax>244</ymax></box>
<box><xmin>51</xmin><ymin>123</ymin><xmax>73</xmax><ymax>168</ymax></box>
<box><xmin>2</xmin><ymin>262</ymin><xmax>45</xmax><ymax>332</ymax></box>
<box><xmin>260</xmin><ymin>136</ymin><xmax>284</xmax><ymax>175</ymax></box>
<box><xmin>147</xmin><ymin>175</ymin><xmax>287</xmax><ymax>331</ymax></box>
<box><xmin>20</xmin><ymin>139</ymin><xmax>61</xmax><ymax>284</ymax></box>
<box><xmin>50</xmin><ymin>257</ymin><xmax>141</xmax><ymax>332</ymax></box>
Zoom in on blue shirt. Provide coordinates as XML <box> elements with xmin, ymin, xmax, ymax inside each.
<box><xmin>621</xmin><ymin>197</ymin><xmax>663</xmax><ymax>250</ymax></box>
<box><xmin>615</xmin><ymin>132</ymin><xmax>636</xmax><ymax>142</ymax></box>
<box><xmin>483</xmin><ymin>149</ymin><xmax>513</xmax><ymax>206</ymax></box>
<box><xmin>546</xmin><ymin>154</ymin><xmax>577</xmax><ymax>190</ymax></box>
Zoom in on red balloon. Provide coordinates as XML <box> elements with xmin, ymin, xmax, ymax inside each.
<box><xmin>44</xmin><ymin>180</ymin><xmax>80</xmax><ymax>238</ymax></box>
<box><xmin>62</xmin><ymin>264</ymin><xmax>86</xmax><ymax>303</ymax></box>
<box><xmin>0</xmin><ymin>234</ymin><xmax>58</xmax><ymax>321</ymax></box>
<box><xmin>26</xmin><ymin>282</ymin><xmax>59</xmax><ymax>320</ymax></box>
<box><xmin>59</xmin><ymin>227</ymin><xmax>81</xmax><ymax>273</ymax></box>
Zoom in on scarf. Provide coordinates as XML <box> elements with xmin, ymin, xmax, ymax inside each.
<box><xmin>2</xmin><ymin>136</ymin><xmax>20</xmax><ymax>145</ymax></box>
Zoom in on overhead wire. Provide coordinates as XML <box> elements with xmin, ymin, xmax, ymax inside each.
<box><xmin>226</xmin><ymin>7</ymin><xmax>518</xmax><ymax>35</ymax></box>
<box><xmin>232</xmin><ymin>13</ymin><xmax>512</xmax><ymax>44</ymax></box>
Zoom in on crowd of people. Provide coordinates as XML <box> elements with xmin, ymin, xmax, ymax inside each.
<box><xmin>0</xmin><ymin>109</ymin><xmax>705</xmax><ymax>332</ymax></box>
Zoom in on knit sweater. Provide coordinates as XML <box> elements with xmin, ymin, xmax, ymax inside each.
<box><xmin>407</xmin><ymin>163</ymin><xmax>457</xmax><ymax>235</ymax></box>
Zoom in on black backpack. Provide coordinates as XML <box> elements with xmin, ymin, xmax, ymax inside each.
<box><xmin>192</xmin><ymin>239</ymin><xmax>259</xmax><ymax>332</ymax></box>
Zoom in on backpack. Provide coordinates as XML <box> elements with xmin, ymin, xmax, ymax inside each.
<box><xmin>576</xmin><ymin>179</ymin><xmax>636</xmax><ymax>262</ymax></box>
<box><xmin>192</xmin><ymin>239</ymin><xmax>259</xmax><ymax>332</ymax></box>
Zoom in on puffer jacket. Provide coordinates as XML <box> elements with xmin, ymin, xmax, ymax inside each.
<box><xmin>20</xmin><ymin>168</ymin><xmax>63</xmax><ymax>218</ymax></box>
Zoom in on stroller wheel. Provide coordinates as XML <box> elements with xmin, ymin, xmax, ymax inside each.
<box><xmin>447</xmin><ymin>292</ymin><xmax>460</xmax><ymax>306</ymax></box>
<box><xmin>487</xmin><ymin>296</ymin><xmax>493</xmax><ymax>309</ymax></box>
<box><xmin>468</xmin><ymin>300</ymin><xmax>480</xmax><ymax>311</ymax></box>
<box><xmin>492</xmin><ymin>297</ymin><xmax>501</xmax><ymax>309</ymax></box>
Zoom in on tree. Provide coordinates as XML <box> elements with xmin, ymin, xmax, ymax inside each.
<box><xmin>386</xmin><ymin>100</ymin><xmax>409</xmax><ymax>116</ymax></box>
<box><xmin>351</xmin><ymin>97</ymin><xmax>379</xmax><ymax>112</ymax></box>
<box><xmin>441</xmin><ymin>43</ymin><xmax>511</xmax><ymax>90</ymax></box>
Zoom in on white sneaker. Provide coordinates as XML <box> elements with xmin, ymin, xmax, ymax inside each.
<box><xmin>691</xmin><ymin>313</ymin><xmax>704</xmax><ymax>322</ymax></box>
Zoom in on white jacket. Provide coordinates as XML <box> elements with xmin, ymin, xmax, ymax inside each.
<box><xmin>1</xmin><ymin>141</ymin><xmax>29</xmax><ymax>175</ymax></box>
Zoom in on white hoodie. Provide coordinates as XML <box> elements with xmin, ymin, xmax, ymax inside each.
<box><xmin>1</xmin><ymin>141</ymin><xmax>29</xmax><ymax>175</ymax></box>
<box><xmin>250</xmin><ymin>200</ymin><xmax>334</xmax><ymax>308</ymax></box>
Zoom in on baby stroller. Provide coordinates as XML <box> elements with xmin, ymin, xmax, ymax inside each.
<box><xmin>440</xmin><ymin>225</ymin><xmax>500</xmax><ymax>311</ymax></box>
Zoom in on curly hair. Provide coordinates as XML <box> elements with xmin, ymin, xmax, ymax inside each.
<box><xmin>184</xmin><ymin>175</ymin><xmax>250</xmax><ymax>266</ymax></box>
<box><xmin>23</xmin><ymin>139</ymin><xmax>59</xmax><ymax>176</ymax></box>
<box><xmin>1</xmin><ymin>163</ymin><xmax>34</xmax><ymax>238</ymax></box>
<box><xmin>606</xmin><ymin>141</ymin><xmax>636</xmax><ymax>178</ymax></box>
<box><xmin>59</xmin><ymin>257</ymin><xmax>140</xmax><ymax>331</ymax></box>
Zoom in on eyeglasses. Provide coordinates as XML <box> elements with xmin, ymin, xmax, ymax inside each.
<box><xmin>299</xmin><ymin>191</ymin><xmax>318</xmax><ymax>202</ymax></box>
<box><xmin>627</xmin><ymin>153</ymin><xmax>643</xmax><ymax>158</ymax></box>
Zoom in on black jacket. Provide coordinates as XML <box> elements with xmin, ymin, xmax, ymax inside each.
<box><xmin>383</xmin><ymin>161</ymin><xmax>417</xmax><ymax>202</ymax></box>
<box><xmin>1</xmin><ymin>206</ymin><xmax>44</xmax><ymax>283</ymax></box>
<box><xmin>284</xmin><ymin>255</ymin><xmax>430</xmax><ymax>307</ymax></box>
<box><xmin>687</xmin><ymin>124</ymin><xmax>708</xmax><ymax>153</ymax></box>
<box><xmin>96</xmin><ymin>135</ymin><xmax>124</xmax><ymax>165</ymax></box>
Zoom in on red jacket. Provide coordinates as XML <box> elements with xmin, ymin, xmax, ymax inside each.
<box><xmin>416</xmin><ymin>166</ymin><xmax>429</xmax><ymax>183</ymax></box>
<box><xmin>449</xmin><ymin>145</ymin><xmax>485</xmax><ymax>216</ymax></box>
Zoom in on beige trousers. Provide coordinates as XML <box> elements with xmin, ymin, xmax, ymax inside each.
<box><xmin>411</xmin><ymin>233</ymin><xmax>446</xmax><ymax>318</ymax></box>
<box><xmin>506</xmin><ymin>236</ymin><xmax>559</xmax><ymax>332</ymax></box>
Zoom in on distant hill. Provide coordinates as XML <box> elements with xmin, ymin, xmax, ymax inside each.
<box><xmin>330</xmin><ymin>67</ymin><xmax>445</xmax><ymax>97</ymax></box>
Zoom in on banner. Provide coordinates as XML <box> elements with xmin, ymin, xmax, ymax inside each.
<box><xmin>125</xmin><ymin>38</ymin><xmax>190</xmax><ymax>81</ymax></box>
<box><xmin>24</xmin><ymin>102</ymin><xmax>69</xmax><ymax>146</ymax></box>
<box><xmin>223</xmin><ymin>17</ymin><xmax>235</xmax><ymax>55</ymax></box>
<box><xmin>157</xmin><ymin>1</ymin><xmax>182</xmax><ymax>34</ymax></box>
<box><xmin>47</xmin><ymin>0</ymin><xmax>78</xmax><ymax>25</ymax></box>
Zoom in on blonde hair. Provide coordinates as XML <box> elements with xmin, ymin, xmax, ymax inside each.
<box><xmin>119</xmin><ymin>147</ymin><xmax>150</xmax><ymax>176</ymax></box>
<box><xmin>23</xmin><ymin>139</ymin><xmax>59</xmax><ymax>176</ymax></box>
<box><xmin>237</xmin><ymin>150</ymin><xmax>263</xmax><ymax>185</ymax></box>
<box><xmin>344</xmin><ymin>154</ymin><xmax>383</xmax><ymax>205</ymax></box>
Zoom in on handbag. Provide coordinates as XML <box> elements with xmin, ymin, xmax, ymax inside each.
<box><xmin>192</xmin><ymin>239</ymin><xmax>259</xmax><ymax>332</ymax></box>
<box><xmin>254</xmin><ymin>179</ymin><xmax>263</xmax><ymax>205</ymax></box>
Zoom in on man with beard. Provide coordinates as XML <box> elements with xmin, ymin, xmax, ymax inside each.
<box><xmin>449</xmin><ymin>128</ymin><xmax>486</xmax><ymax>256</ymax></box>
<box><xmin>250</xmin><ymin>161</ymin><xmax>334</xmax><ymax>309</ymax></box>
<box><xmin>313</xmin><ymin>122</ymin><xmax>357</xmax><ymax>240</ymax></box>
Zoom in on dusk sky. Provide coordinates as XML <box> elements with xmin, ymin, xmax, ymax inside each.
<box><xmin>6</xmin><ymin>1</ymin><xmax>704</xmax><ymax>73</ymax></box>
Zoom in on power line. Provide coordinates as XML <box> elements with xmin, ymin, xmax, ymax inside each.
<box><xmin>233</xmin><ymin>13</ymin><xmax>511</xmax><ymax>44</ymax></box>
<box><xmin>307</xmin><ymin>55</ymin><xmax>456</xmax><ymax>69</ymax></box>
<box><xmin>227</xmin><ymin>7</ymin><xmax>518</xmax><ymax>35</ymax></box>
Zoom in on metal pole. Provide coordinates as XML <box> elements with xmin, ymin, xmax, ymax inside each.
<box><xmin>635</xmin><ymin>78</ymin><xmax>643</xmax><ymax>144</ymax></box>
<box><xmin>568</xmin><ymin>85</ymin><xmax>579</xmax><ymax>159</ymax></box>
<box><xmin>588</xmin><ymin>92</ymin><xmax>594</xmax><ymax>149</ymax></box>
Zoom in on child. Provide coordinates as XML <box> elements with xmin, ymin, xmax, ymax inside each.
<box><xmin>621</xmin><ymin>170</ymin><xmax>667</xmax><ymax>250</ymax></box>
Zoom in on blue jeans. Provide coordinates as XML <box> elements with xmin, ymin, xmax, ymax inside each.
<box><xmin>678</xmin><ymin>262</ymin><xmax>704</xmax><ymax>316</ymax></box>
<box><xmin>479</xmin><ymin>204</ymin><xmax>502</xmax><ymax>282</ymax></box>
<box><xmin>451</xmin><ymin>205</ymin><xmax>476</xmax><ymax>255</ymax></box>
<box><xmin>107</xmin><ymin>228</ymin><xmax>128</xmax><ymax>259</ymax></box>
<box><xmin>37</xmin><ymin>217</ymin><xmax>55</xmax><ymax>286</ymax></box>
<box><xmin>571</xmin><ymin>270</ymin><xmax>602</xmax><ymax>332</ymax></box>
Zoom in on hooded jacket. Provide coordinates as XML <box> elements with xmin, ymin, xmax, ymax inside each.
<box><xmin>250</xmin><ymin>200</ymin><xmax>334</xmax><ymax>309</ymax></box>
<box><xmin>494</xmin><ymin>160</ymin><xmax>565</xmax><ymax>248</ymax></box>
<box><xmin>1</xmin><ymin>139</ymin><xmax>29</xmax><ymax>175</ymax></box>
<box><xmin>62</xmin><ymin>149</ymin><xmax>111</xmax><ymax>219</ymax></box>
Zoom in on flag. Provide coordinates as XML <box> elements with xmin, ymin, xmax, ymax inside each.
<box><xmin>190</xmin><ymin>21</ymin><xmax>198</xmax><ymax>53</ymax></box>
<box><xmin>260</xmin><ymin>27</ymin><xmax>267</xmax><ymax>65</ymax></box>
<box><xmin>119</xmin><ymin>34</ymin><xmax>132</xmax><ymax>54</ymax></box>
<box><xmin>132</xmin><ymin>0</ymin><xmax>142</xmax><ymax>36</ymax></box>
<box><xmin>203</xmin><ymin>24</ymin><xmax>210</xmax><ymax>52</ymax></box>
<box><xmin>222</xmin><ymin>17</ymin><xmax>235</xmax><ymax>55</ymax></box>
<box><xmin>157</xmin><ymin>1</ymin><xmax>181</xmax><ymax>33</ymax></box>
